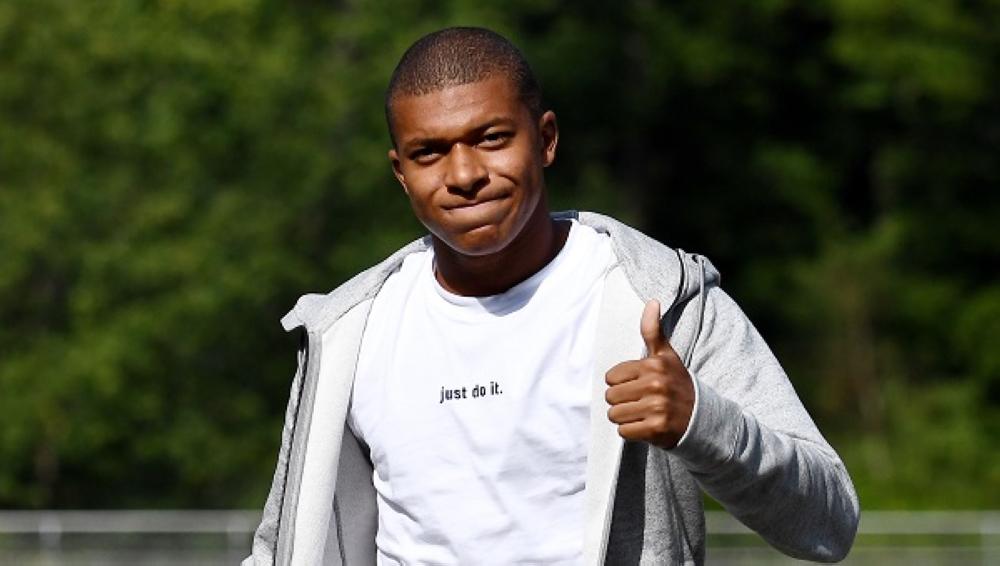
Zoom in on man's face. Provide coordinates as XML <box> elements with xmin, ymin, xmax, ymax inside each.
<box><xmin>388</xmin><ymin>76</ymin><xmax>558</xmax><ymax>257</ymax></box>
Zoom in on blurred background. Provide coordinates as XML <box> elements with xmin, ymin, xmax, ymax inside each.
<box><xmin>1</xmin><ymin>0</ymin><xmax>997</xmax><ymax>563</ymax></box>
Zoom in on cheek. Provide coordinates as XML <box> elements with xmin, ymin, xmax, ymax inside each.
<box><xmin>401</xmin><ymin>171</ymin><xmax>440</xmax><ymax>209</ymax></box>
<box><xmin>491</xmin><ymin>147</ymin><xmax>539</xmax><ymax>187</ymax></box>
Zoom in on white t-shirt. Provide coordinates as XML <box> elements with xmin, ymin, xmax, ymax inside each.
<box><xmin>349</xmin><ymin>220</ymin><xmax>616</xmax><ymax>565</ymax></box>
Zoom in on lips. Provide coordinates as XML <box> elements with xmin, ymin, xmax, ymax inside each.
<box><xmin>442</xmin><ymin>193</ymin><xmax>510</xmax><ymax>210</ymax></box>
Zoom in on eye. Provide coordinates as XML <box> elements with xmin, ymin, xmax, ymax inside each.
<box><xmin>479</xmin><ymin>131</ymin><xmax>511</xmax><ymax>148</ymax></box>
<box><xmin>409</xmin><ymin>147</ymin><xmax>439</xmax><ymax>163</ymax></box>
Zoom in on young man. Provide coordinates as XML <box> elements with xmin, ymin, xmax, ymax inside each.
<box><xmin>245</xmin><ymin>28</ymin><xmax>859</xmax><ymax>565</ymax></box>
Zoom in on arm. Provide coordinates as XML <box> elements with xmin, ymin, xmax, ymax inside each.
<box><xmin>673</xmin><ymin>287</ymin><xmax>859</xmax><ymax>561</ymax></box>
<box><xmin>606</xmin><ymin>290</ymin><xmax>859</xmax><ymax>561</ymax></box>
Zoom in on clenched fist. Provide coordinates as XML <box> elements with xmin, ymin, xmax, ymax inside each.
<box><xmin>605</xmin><ymin>299</ymin><xmax>696</xmax><ymax>449</ymax></box>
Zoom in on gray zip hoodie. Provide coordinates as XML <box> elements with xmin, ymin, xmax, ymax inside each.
<box><xmin>244</xmin><ymin>211</ymin><xmax>859</xmax><ymax>565</ymax></box>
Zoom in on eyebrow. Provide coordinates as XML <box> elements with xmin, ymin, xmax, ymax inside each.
<box><xmin>401</xmin><ymin>116</ymin><xmax>517</xmax><ymax>151</ymax></box>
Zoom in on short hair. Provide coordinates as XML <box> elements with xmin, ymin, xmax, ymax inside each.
<box><xmin>385</xmin><ymin>27</ymin><xmax>543</xmax><ymax>142</ymax></box>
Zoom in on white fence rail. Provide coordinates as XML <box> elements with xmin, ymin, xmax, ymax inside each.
<box><xmin>3</xmin><ymin>510</ymin><xmax>997</xmax><ymax>536</ymax></box>
<box><xmin>0</xmin><ymin>510</ymin><xmax>997</xmax><ymax>565</ymax></box>
<box><xmin>0</xmin><ymin>510</ymin><xmax>259</xmax><ymax>535</ymax></box>
<box><xmin>707</xmin><ymin>509</ymin><xmax>1000</xmax><ymax>535</ymax></box>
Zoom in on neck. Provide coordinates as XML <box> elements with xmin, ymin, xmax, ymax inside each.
<box><xmin>433</xmin><ymin>211</ymin><xmax>571</xmax><ymax>297</ymax></box>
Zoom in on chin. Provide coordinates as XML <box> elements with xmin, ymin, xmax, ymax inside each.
<box><xmin>431</xmin><ymin>208</ymin><xmax>524</xmax><ymax>257</ymax></box>
<box><xmin>440</xmin><ymin>227</ymin><xmax>513</xmax><ymax>257</ymax></box>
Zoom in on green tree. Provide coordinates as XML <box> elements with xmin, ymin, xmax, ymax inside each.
<box><xmin>1</xmin><ymin>0</ymin><xmax>996</xmax><ymax>509</ymax></box>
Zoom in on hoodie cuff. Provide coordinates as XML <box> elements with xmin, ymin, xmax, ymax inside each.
<box><xmin>674</xmin><ymin>373</ymin><xmax>701</xmax><ymax>447</ymax></box>
<box><xmin>669</xmin><ymin>378</ymin><xmax>744</xmax><ymax>473</ymax></box>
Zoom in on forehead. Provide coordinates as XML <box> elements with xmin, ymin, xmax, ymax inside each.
<box><xmin>390</xmin><ymin>76</ymin><xmax>528</xmax><ymax>143</ymax></box>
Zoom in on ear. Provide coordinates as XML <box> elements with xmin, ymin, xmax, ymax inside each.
<box><xmin>538</xmin><ymin>110</ymin><xmax>559</xmax><ymax>167</ymax></box>
<box><xmin>388</xmin><ymin>148</ymin><xmax>410</xmax><ymax>196</ymax></box>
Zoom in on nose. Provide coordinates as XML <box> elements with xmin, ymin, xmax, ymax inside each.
<box><xmin>443</xmin><ymin>143</ymin><xmax>488</xmax><ymax>194</ymax></box>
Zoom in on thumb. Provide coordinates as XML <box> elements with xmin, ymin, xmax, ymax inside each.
<box><xmin>640</xmin><ymin>299</ymin><xmax>668</xmax><ymax>356</ymax></box>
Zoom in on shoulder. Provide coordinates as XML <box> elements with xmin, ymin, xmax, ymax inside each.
<box><xmin>280</xmin><ymin>236</ymin><xmax>432</xmax><ymax>333</ymax></box>
<box><xmin>572</xmin><ymin>210</ymin><xmax>721</xmax><ymax>305</ymax></box>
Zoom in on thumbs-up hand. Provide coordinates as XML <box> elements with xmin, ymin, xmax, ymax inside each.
<box><xmin>605</xmin><ymin>299</ymin><xmax>696</xmax><ymax>449</ymax></box>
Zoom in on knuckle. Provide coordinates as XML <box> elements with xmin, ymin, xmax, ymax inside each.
<box><xmin>645</xmin><ymin>377</ymin><xmax>668</xmax><ymax>396</ymax></box>
<box><xmin>650</xmin><ymin>415</ymin><xmax>669</xmax><ymax>432</ymax></box>
<box><xmin>645</xmin><ymin>356</ymin><xmax>669</xmax><ymax>373</ymax></box>
<box><xmin>648</xmin><ymin>398</ymin><xmax>668</xmax><ymax>415</ymax></box>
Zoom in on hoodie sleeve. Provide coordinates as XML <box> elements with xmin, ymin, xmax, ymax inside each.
<box><xmin>668</xmin><ymin>286</ymin><xmax>860</xmax><ymax>562</ymax></box>
<box><xmin>243</xmin><ymin>333</ymin><xmax>309</xmax><ymax>566</ymax></box>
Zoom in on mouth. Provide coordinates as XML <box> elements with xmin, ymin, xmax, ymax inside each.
<box><xmin>442</xmin><ymin>193</ymin><xmax>510</xmax><ymax>211</ymax></box>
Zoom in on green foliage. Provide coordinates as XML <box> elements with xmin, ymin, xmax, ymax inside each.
<box><xmin>0</xmin><ymin>0</ymin><xmax>416</xmax><ymax>507</ymax></box>
<box><xmin>0</xmin><ymin>0</ymin><xmax>996</xmax><ymax>509</ymax></box>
